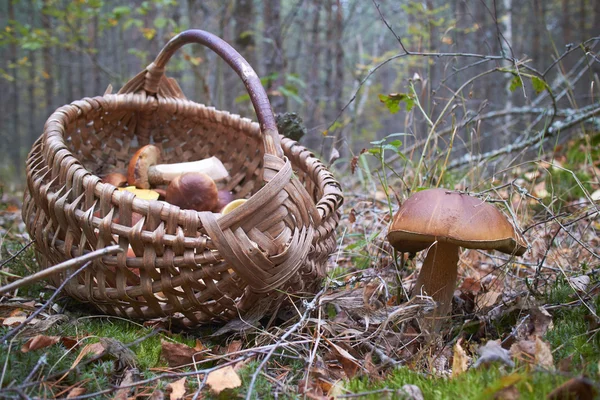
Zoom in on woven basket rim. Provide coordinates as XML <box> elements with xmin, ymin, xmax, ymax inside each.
<box><xmin>40</xmin><ymin>92</ymin><xmax>342</xmax><ymax>223</ymax></box>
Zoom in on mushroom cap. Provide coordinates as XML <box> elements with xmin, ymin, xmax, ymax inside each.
<box><xmin>387</xmin><ymin>188</ymin><xmax>526</xmax><ymax>255</ymax></box>
<box><xmin>166</xmin><ymin>172</ymin><xmax>218</xmax><ymax>212</ymax></box>
<box><xmin>127</xmin><ymin>145</ymin><xmax>161</xmax><ymax>189</ymax></box>
<box><xmin>101</xmin><ymin>172</ymin><xmax>128</xmax><ymax>187</ymax></box>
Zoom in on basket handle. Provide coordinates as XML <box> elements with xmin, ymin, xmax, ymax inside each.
<box><xmin>143</xmin><ymin>29</ymin><xmax>283</xmax><ymax>158</ymax></box>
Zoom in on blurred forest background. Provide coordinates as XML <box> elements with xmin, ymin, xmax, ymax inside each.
<box><xmin>0</xmin><ymin>0</ymin><xmax>599</xmax><ymax>187</ymax></box>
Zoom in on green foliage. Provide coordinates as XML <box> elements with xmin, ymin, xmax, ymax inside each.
<box><xmin>346</xmin><ymin>366</ymin><xmax>565</xmax><ymax>399</ymax></box>
<box><xmin>509</xmin><ymin>75</ymin><xmax>523</xmax><ymax>92</ymax></box>
<box><xmin>544</xmin><ymin>277</ymin><xmax>600</xmax><ymax>375</ymax></box>
<box><xmin>378</xmin><ymin>93</ymin><xmax>415</xmax><ymax>114</ymax></box>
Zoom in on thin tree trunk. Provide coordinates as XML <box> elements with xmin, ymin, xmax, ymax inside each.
<box><xmin>8</xmin><ymin>0</ymin><xmax>21</xmax><ymax>169</ymax></box>
<box><xmin>332</xmin><ymin>0</ymin><xmax>345</xmax><ymax>153</ymax></box>
<box><xmin>263</xmin><ymin>0</ymin><xmax>286</xmax><ymax>113</ymax></box>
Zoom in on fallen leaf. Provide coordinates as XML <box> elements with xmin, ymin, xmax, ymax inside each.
<box><xmin>160</xmin><ymin>340</ymin><xmax>198</xmax><ymax>368</ymax></box>
<box><xmin>3</xmin><ymin>316</ymin><xmax>27</xmax><ymax>326</ymax></box>
<box><xmin>474</xmin><ymin>340</ymin><xmax>514</xmax><ymax>369</ymax></box>
<box><xmin>531</xmin><ymin>307</ymin><xmax>553</xmax><ymax>337</ymax></box>
<box><xmin>451</xmin><ymin>339</ymin><xmax>469</xmax><ymax>378</ymax></box>
<box><xmin>475</xmin><ymin>291</ymin><xmax>502</xmax><ymax>311</ymax></box>
<box><xmin>113</xmin><ymin>368</ymin><xmax>139</xmax><ymax>400</ymax></box>
<box><xmin>166</xmin><ymin>377</ymin><xmax>186</xmax><ymax>400</ymax></box>
<box><xmin>569</xmin><ymin>275</ymin><xmax>590</xmax><ymax>293</ymax></box>
<box><xmin>547</xmin><ymin>377</ymin><xmax>597</xmax><ymax>400</ymax></box>
<box><xmin>21</xmin><ymin>335</ymin><xmax>60</xmax><ymax>353</ymax></box>
<box><xmin>493</xmin><ymin>384</ymin><xmax>520</xmax><ymax>400</ymax></box>
<box><xmin>534</xmin><ymin>337</ymin><xmax>554</xmax><ymax>370</ymax></box>
<box><xmin>65</xmin><ymin>342</ymin><xmax>105</xmax><ymax>377</ymax></box>
<box><xmin>66</xmin><ymin>387</ymin><xmax>86</xmax><ymax>398</ymax></box>
<box><xmin>459</xmin><ymin>277</ymin><xmax>482</xmax><ymax>294</ymax></box>
<box><xmin>148</xmin><ymin>389</ymin><xmax>165</xmax><ymax>400</ymax></box>
<box><xmin>327</xmin><ymin>340</ymin><xmax>361</xmax><ymax>378</ymax></box>
<box><xmin>206</xmin><ymin>365</ymin><xmax>242</xmax><ymax>394</ymax></box>
<box><xmin>226</xmin><ymin>340</ymin><xmax>243</xmax><ymax>354</ymax></box>
<box><xmin>60</xmin><ymin>337</ymin><xmax>79</xmax><ymax>349</ymax></box>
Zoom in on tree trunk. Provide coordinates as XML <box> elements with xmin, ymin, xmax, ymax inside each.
<box><xmin>8</xmin><ymin>0</ymin><xmax>21</xmax><ymax>170</ymax></box>
<box><xmin>332</xmin><ymin>0</ymin><xmax>345</xmax><ymax>153</ymax></box>
<box><xmin>187</xmin><ymin>0</ymin><xmax>212</xmax><ymax>104</ymax></box>
<box><xmin>306</xmin><ymin>0</ymin><xmax>322</xmax><ymax>148</ymax></box>
<box><xmin>263</xmin><ymin>0</ymin><xmax>286</xmax><ymax>114</ymax></box>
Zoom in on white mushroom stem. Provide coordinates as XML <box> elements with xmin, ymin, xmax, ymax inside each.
<box><xmin>412</xmin><ymin>241</ymin><xmax>460</xmax><ymax>327</ymax></box>
<box><xmin>148</xmin><ymin>156</ymin><xmax>229</xmax><ymax>185</ymax></box>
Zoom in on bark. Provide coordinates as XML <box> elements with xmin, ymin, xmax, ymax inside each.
<box><xmin>187</xmin><ymin>0</ymin><xmax>212</xmax><ymax>104</ymax></box>
<box><xmin>332</xmin><ymin>0</ymin><xmax>346</xmax><ymax>152</ymax></box>
<box><xmin>28</xmin><ymin>2</ymin><xmax>39</xmax><ymax>147</ymax></box>
<box><xmin>263</xmin><ymin>0</ymin><xmax>286</xmax><ymax>113</ymax></box>
<box><xmin>90</xmin><ymin>14</ymin><xmax>100</xmax><ymax>95</ymax></box>
<box><xmin>306</xmin><ymin>0</ymin><xmax>322</xmax><ymax>132</ymax></box>
<box><xmin>8</xmin><ymin>0</ymin><xmax>21</xmax><ymax>169</ymax></box>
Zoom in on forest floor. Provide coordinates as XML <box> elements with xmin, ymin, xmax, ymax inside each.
<box><xmin>0</xmin><ymin>134</ymin><xmax>599</xmax><ymax>399</ymax></box>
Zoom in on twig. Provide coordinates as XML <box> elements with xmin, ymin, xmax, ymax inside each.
<box><xmin>0</xmin><ymin>254</ymin><xmax>114</xmax><ymax>343</ymax></box>
<box><xmin>245</xmin><ymin>289</ymin><xmax>325</xmax><ymax>400</ymax></box>
<box><xmin>447</xmin><ymin>105</ymin><xmax>600</xmax><ymax>170</ymax></box>
<box><xmin>0</xmin><ymin>240</ymin><xmax>35</xmax><ymax>269</ymax></box>
<box><xmin>0</xmin><ymin>245</ymin><xmax>122</xmax><ymax>295</ymax></box>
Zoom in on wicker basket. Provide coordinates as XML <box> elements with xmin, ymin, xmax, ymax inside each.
<box><xmin>22</xmin><ymin>30</ymin><xmax>343</xmax><ymax>326</ymax></box>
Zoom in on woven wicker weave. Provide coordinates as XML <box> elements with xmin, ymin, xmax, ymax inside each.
<box><xmin>22</xmin><ymin>30</ymin><xmax>343</xmax><ymax>326</ymax></box>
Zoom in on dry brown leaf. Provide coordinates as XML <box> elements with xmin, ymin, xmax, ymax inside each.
<box><xmin>160</xmin><ymin>340</ymin><xmax>198</xmax><ymax>368</ymax></box>
<box><xmin>459</xmin><ymin>277</ymin><xmax>482</xmax><ymax>294</ymax></box>
<box><xmin>113</xmin><ymin>368</ymin><xmax>138</xmax><ymax>400</ymax></box>
<box><xmin>66</xmin><ymin>387</ymin><xmax>87</xmax><ymax>398</ymax></box>
<box><xmin>328</xmin><ymin>341</ymin><xmax>361</xmax><ymax>378</ymax></box>
<box><xmin>166</xmin><ymin>377</ymin><xmax>186</xmax><ymax>400</ymax></box>
<box><xmin>531</xmin><ymin>307</ymin><xmax>553</xmax><ymax>337</ymax></box>
<box><xmin>493</xmin><ymin>385</ymin><xmax>520</xmax><ymax>400</ymax></box>
<box><xmin>569</xmin><ymin>275</ymin><xmax>590</xmax><ymax>293</ymax></box>
<box><xmin>534</xmin><ymin>337</ymin><xmax>554</xmax><ymax>370</ymax></box>
<box><xmin>65</xmin><ymin>342</ymin><xmax>105</xmax><ymax>376</ymax></box>
<box><xmin>475</xmin><ymin>291</ymin><xmax>502</xmax><ymax>311</ymax></box>
<box><xmin>3</xmin><ymin>316</ymin><xmax>27</xmax><ymax>326</ymax></box>
<box><xmin>60</xmin><ymin>336</ymin><xmax>79</xmax><ymax>349</ymax></box>
<box><xmin>21</xmin><ymin>335</ymin><xmax>60</xmax><ymax>353</ymax></box>
<box><xmin>226</xmin><ymin>340</ymin><xmax>243</xmax><ymax>354</ymax></box>
<box><xmin>547</xmin><ymin>377</ymin><xmax>597</xmax><ymax>400</ymax></box>
<box><xmin>206</xmin><ymin>365</ymin><xmax>242</xmax><ymax>394</ymax></box>
<box><xmin>451</xmin><ymin>339</ymin><xmax>470</xmax><ymax>378</ymax></box>
<box><xmin>510</xmin><ymin>337</ymin><xmax>554</xmax><ymax>369</ymax></box>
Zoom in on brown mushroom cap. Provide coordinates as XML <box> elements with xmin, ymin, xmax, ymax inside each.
<box><xmin>387</xmin><ymin>188</ymin><xmax>526</xmax><ymax>255</ymax></box>
<box><xmin>166</xmin><ymin>172</ymin><xmax>218</xmax><ymax>212</ymax></box>
<box><xmin>127</xmin><ymin>145</ymin><xmax>161</xmax><ymax>189</ymax></box>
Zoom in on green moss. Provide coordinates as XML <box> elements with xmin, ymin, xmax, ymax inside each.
<box><xmin>345</xmin><ymin>366</ymin><xmax>566</xmax><ymax>399</ymax></box>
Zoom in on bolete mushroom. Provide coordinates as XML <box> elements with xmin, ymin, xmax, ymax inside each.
<box><xmin>127</xmin><ymin>144</ymin><xmax>229</xmax><ymax>189</ymax></box>
<box><xmin>101</xmin><ymin>172</ymin><xmax>128</xmax><ymax>187</ymax></box>
<box><xmin>165</xmin><ymin>172</ymin><xmax>218</xmax><ymax>212</ymax></box>
<box><xmin>387</xmin><ymin>188</ymin><xmax>526</xmax><ymax>327</ymax></box>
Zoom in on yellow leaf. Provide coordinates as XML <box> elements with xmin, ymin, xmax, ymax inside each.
<box><xmin>442</xmin><ymin>36</ymin><xmax>453</xmax><ymax>45</ymax></box>
<box><xmin>167</xmin><ymin>377</ymin><xmax>186</xmax><ymax>400</ymax></box>
<box><xmin>206</xmin><ymin>365</ymin><xmax>242</xmax><ymax>394</ymax></box>
<box><xmin>140</xmin><ymin>28</ymin><xmax>156</xmax><ymax>40</ymax></box>
<box><xmin>322</xmin><ymin>130</ymin><xmax>328</xmax><ymax>136</ymax></box>
<box><xmin>451</xmin><ymin>339</ymin><xmax>469</xmax><ymax>378</ymax></box>
<box><xmin>41</xmin><ymin>71</ymin><xmax>50</xmax><ymax>79</ymax></box>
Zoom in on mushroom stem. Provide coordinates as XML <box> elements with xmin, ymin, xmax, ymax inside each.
<box><xmin>148</xmin><ymin>156</ymin><xmax>229</xmax><ymax>185</ymax></box>
<box><xmin>412</xmin><ymin>241</ymin><xmax>460</xmax><ymax>327</ymax></box>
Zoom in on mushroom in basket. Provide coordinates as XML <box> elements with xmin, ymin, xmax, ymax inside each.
<box><xmin>128</xmin><ymin>144</ymin><xmax>229</xmax><ymax>189</ymax></box>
